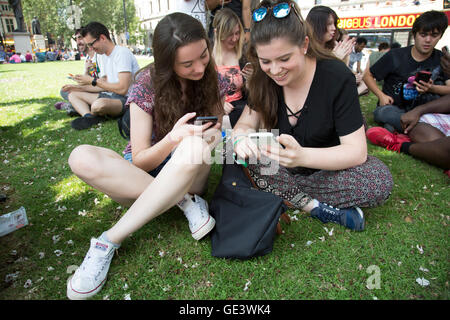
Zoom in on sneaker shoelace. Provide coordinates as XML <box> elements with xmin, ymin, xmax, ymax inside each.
<box><xmin>319</xmin><ymin>203</ymin><xmax>342</xmax><ymax>224</ymax></box>
<box><xmin>79</xmin><ymin>248</ymin><xmax>113</xmax><ymax>281</ymax></box>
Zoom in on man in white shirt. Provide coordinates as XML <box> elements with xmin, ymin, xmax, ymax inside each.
<box><xmin>69</xmin><ymin>22</ymin><xmax>140</xmax><ymax>130</ymax></box>
<box><xmin>55</xmin><ymin>28</ymin><xmax>102</xmax><ymax>117</ymax></box>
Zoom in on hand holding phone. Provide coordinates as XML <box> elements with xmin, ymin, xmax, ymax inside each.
<box><xmin>415</xmin><ymin>70</ymin><xmax>431</xmax><ymax>83</ymax></box>
<box><xmin>188</xmin><ymin>116</ymin><xmax>219</xmax><ymax>125</ymax></box>
<box><xmin>241</xmin><ymin>62</ymin><xmax>254</xmax><ymax>81</ymax></box>
<box><xmin>248</xmin><ymin>132</ymin><xmax>282</xmax><ymax>149</ymax></box>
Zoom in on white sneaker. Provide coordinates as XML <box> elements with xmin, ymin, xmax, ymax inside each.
<box><xmin>178</xmin><ymin>194</ymin><xmax>215</xmax><ymax>240</ymax></box>
<box><xmin>66</xmin><ymin>237</ymin><xmax>116</xmax><ymax>300</ymax></box>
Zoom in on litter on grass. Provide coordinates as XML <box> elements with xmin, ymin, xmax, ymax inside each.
<box><xmin>0</xmin><ymin>207</ymin><xmax>28</xmax><ymax>237</ymax></box>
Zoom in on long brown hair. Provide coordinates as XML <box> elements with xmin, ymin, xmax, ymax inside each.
<box><xmin>135</xmin><ymin>13</ymin><xmax>223</xmax><ymax>140</ymax></box>
<box><xmin>247</xmin><ymin>0</ymin><xmax>336</xmax><ymax>129</ymax></box>
<box><xmin>305</xmin><ymin>5</ymin><xmax>339</xmax><ymax>50</ymax></box>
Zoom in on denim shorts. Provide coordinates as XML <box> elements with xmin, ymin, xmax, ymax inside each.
<box><xmin>124</xmin><ymin>152</ymin><xmax>172</xmax><ymax>177</ymax></box>
<box><xmin>98</xmin><ymin>91</ymin><xmax>128</xmax><ymax>109</ymax></box>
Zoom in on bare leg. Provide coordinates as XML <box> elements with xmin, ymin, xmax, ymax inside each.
<box><xmin>408</xmin><ymin>136</ymin><xmax>450</xmax><ymax>170</ymax></box>
<box><xmin>68</xmin><ymin>91</ymin><xmax>99</xmax><ymax>116</ymax></box>
<box><xmin>91</xmin><ymin>98</ymin><xmax>123</xmax><ymax>117</ymax></box>
<box><xmin>105</xmin><ymin>136</ymin><xmax>213</xmax><ymax>244</ymax></box>
<box><xmin>68</xmin><ymin>145</ymin><xmax>154</xmax><ymax>206</ymax></box>
<box><xmin>408</xmin><ymin>122</ymin><xmax>445</xmax><ymax>143</ymax></box>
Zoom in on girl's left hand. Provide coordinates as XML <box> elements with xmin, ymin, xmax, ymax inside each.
<box><xmin>414</xmin><ymin>79</ymin><xmax>433</xmax><ymax>93</ymax></box>
<box><xmin>260</xmin><ymin>134</ymin><xmax>304</xmax><ymax>168</ymax></box>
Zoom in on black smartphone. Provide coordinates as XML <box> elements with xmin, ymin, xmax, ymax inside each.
<box><xmin>415</xmin><ymin>70</ymin><xmax>431</xmax><ymax>83</ymax></box>
<box><xmin>189</xmin><ymin>116</ymin><xmax>218</xmax><ymax>125</ymax></box>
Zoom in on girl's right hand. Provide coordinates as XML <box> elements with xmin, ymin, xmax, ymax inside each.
<box><xmin>168</xmin><ymin>112</ymin><xmax>214</xmax><ymax>143</ymax></box>
<box><xmin>233</xmin><ymin>135</ymin><xmax>259</xmax><ymax>161</ymax></box>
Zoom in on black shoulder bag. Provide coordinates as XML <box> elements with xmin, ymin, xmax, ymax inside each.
<box><xmin>209</xmin><ymin>162</ymin><xmax>290</xmax><ymax>260</ymax></box>
<box><xmin>118</xmin><ymin>107</ymin><xmax>131</xmax><ymax>140</ymax></box>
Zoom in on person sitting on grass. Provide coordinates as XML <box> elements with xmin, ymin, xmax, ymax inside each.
<box><xmin>66</xmin><ymin>13</ymin><xmax>227</xmax><ymax>300</ymax></box>
<box><xmin>68</xmin><ymin>22</ymin><xmax>140</xmax><ymax>130</ymax></box>
<box><xmin>231</xmin><ymin>0</ymin><xmax>393</xmax><ymax>233</ymax></box>
<box><xmin>54</xmin><ymin>28</ymin><xmax>103</xmax><ymax>117</ymax></box>
<box><xmin>363</xmin><ymin>10</ymin><xmax>450</xmax><ymax>134</ymax></box>
<box><xmin>366</xmin><ymin>49</ymin><xmax>450</xmax><ymax>177</ymax></box>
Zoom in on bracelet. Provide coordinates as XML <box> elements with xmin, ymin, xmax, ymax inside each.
<box><xmin>233</xmin><ymin>138</ymin><xmax>244</xmax><ymax>147</ymax></box>
<box><xmin>231</xmin><ymin>134</ymin><xmax>247</xmax><ymax>145</ymax></box>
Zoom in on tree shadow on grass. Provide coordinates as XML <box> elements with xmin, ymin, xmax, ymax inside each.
<box><xmin>0</xmin><ymin>96</ymin><xmax>227</xmax><ymax>298</ymax></box>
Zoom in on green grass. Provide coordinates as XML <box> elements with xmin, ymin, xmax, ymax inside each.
<box><xmin>0</xmin><ymin>60</ymin><xmax>448</xmax><ymax>300</ymax></box>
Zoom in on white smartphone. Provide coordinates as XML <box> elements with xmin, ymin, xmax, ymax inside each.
<box><xmin>248</xmin><ymin>132</ymin><xmax>281</xmax><ymax>149</ymax></box>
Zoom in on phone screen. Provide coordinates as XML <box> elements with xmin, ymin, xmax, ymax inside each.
<box><xmin>416</xmin><ymin>71</ymin><xmax>431</xmax><ymax>83</ymax></box>
<box><xmin>189</xmin><ymin>116</ymin><xmax>218</xmax><ymax>125</ymax></box>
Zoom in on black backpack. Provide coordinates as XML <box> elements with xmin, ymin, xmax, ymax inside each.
<box><xmin>209</xmin><ymin>163</ymin><xmax>290</xmax><ymax>260</ymax></box>
<box><xmin>118</xmin><ymin>107</ymin><xmax>131</xmax><ymax>140</ymax></box>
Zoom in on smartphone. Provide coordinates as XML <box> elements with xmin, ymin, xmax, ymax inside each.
<box><xmin>242</xmin><ymin>62</ymin><xmax>252</xmax><ymax>72</ymax></box>
<box><xmin>189</xmin><ymin>116</ymin><xmax>218</xmax><ymax>125</ymax></box>
<box><xmin>415</xmin><ymin>70</ymin><xmax>431</xmax><ymax>83</ymax></box>
<box><xmin>248</xmin><ymin>132</ymin><xmax>281</xmax><ymax>149</ymax></box>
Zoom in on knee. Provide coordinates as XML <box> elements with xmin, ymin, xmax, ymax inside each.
<box><xmin>68</xmin><ymin>145</ymin><xmax>102</xmax><ymax>180</ymax></box>
<box><xmin>171</xmin><ymin>136</ymin><xmax>210</xmax><ymax>171</ymax></box>
<box><xmin>91</xmin><ymin>99</ymin><xmax>108</xmax><ymax>115</ymax></box>
<box><xmin>358</xmin><ymin>157</ymin><xmax>393</xmax><ymax>207</ymax></box>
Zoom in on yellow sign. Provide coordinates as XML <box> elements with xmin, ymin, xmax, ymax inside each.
<box><xmin>338</xmin><ymin>13</ymin><xmax>422</xmax><ymax>30</ymax></box>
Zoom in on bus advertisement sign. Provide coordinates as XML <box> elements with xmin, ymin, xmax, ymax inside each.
<box><xmin>338</xmin><ymin>13</ymin><xmax>421</xmax><ymax>30</ymax></box>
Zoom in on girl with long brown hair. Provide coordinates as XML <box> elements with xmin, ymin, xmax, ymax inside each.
<box><xmin>66</xmin><ymin>13</ymin><xmax>226</xmax><ymax>300</ymax></box>
<box><xmin>232</xmin><ymin>0</ymin><xmax>393</xmax><ymax>232</ymax></box>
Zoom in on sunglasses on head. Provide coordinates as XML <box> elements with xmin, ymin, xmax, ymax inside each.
<box><xmin>252</xmin><ymin>2</ymin><xmax>299</xmax><ymax>22</ymax></box>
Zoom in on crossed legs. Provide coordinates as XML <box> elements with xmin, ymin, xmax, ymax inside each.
<box><xmin>68</xmin><ymin>135</ymin><xmax>214</xmax><ymax>244</ymax></box>
<box><xmin>68</xmin><ymin>91</ymin><xmax>123</xmax><ymax>117</ymax></box>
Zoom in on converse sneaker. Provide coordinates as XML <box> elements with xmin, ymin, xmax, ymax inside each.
<box><xmin>66</xmin><ymin>237</ymin><xmax>116</xmax><ymax>300</ymax></box>
<box><xmin>311</xmin><ymin>202</ymin><xmax>365</xmax><ymax>231</ymax></box>
<box><xmin>366</xmin><ymin>127</ymin><xmax>411</xmax><ymax>152</ymax></box>
<box><xmin>178</xmin><ymin>194</ymin><xmax>216</xmax><ymax>240</ymax></box>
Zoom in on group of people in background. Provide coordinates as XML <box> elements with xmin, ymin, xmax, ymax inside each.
<box><xmin>37</xmin><ymin>1</ymin><xmax>448</xmax><ymax>300</ymax></box>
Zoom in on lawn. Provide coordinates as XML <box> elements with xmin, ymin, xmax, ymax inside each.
<box><xmin>0</xmin><ymin>59</ymin><xmax>448</xmax><ymax>301</ymax></box>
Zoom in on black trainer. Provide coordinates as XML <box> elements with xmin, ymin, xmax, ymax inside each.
<box><xmin>71</xmin><ymin>115</ymin><xmax>106</xmax><ymax>130</ymax></box>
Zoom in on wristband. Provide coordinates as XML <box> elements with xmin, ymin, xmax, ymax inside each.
<box><xmin>231</xmin><ymin>134</ymin><xmax>247</xmax><ymax>145</ymax></box>
<box><xmin>233</xmin><ymin>138</ymin><xmax>244</xmax><ymax>147</ymax></box>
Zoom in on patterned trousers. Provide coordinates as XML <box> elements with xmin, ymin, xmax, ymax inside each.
<box><xmin>246</xmin><ymin>155</ymin><xmax>393</xmax><ymax>209</ymax></box>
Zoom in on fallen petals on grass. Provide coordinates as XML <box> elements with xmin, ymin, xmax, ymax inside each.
<box><xmin>66</xmin><ymin>265</ymin><xmax>78</xmax><ymax>274</ymax></box>
<box><xmin>54</xmin><ymin>250</ymin><xmax>63</xmax><ymax>256</ymax></box>
<box><xmin>324</xmin><ymin>227</ymin><xmax>334</xmax><ymax>236</ymax></box>
<box><xmin>416</xmin><ymin>245</ymin><xmax>424</xmax><ymax>254</ymax></box>
<box><xmin>24</xmin><ymin>279</ymin><xmax>33</xmax><ymax>288</ymax></box>
<box><xmin>243</xmin><ymin>280</ymin><xmax>251</xmax><ymax>292</ymax></box>
<box><xmin>416</xmin><ymin>277</ymin><xmax>430</xmax><ymax>287</ymax></box>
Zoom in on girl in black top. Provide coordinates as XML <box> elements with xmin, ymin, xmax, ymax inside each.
<box><xmin>232</xmin><ymin>0</ymin><xmax>393</xmax><ymax>231</ymax></box>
